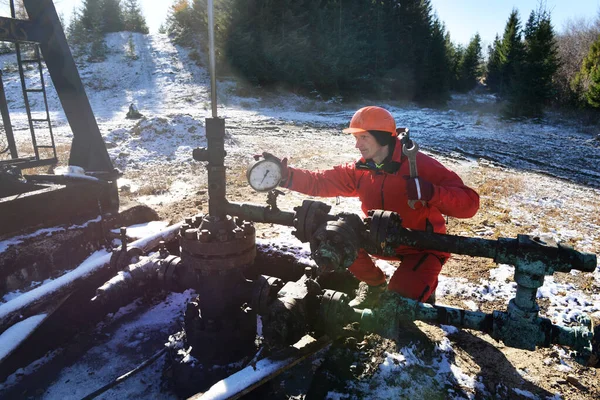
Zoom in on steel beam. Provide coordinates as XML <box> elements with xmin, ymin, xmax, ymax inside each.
<box><xmin>0</xmin><ymin>17</ymin><xmax>42</xmax><ymax>43</ymax></box>
<box><xmin>22</xmin><ymin>0</ymin><xmax>116</xmax><ymax>175</ymax></box>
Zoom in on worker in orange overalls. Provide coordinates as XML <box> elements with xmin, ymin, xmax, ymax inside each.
<box><xmin>274</xmin><ymin>106</ymin><xmax>479</xmax><ymax>307</ymax></box>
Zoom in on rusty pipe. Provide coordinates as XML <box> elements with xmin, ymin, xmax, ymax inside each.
<box><xmin>356</xmin><ymin>292</ymin><xmax>594</xmax><ymax>363</ymax></box>
<box><xmin>224</xmin><ymin>201</ymin><xmax>296</xmax><ymax>227</ymax></box>
<box><xmin>381</xmin><ymin>225</ymin><xmax>597</xmax><ymax>274</ymax></box>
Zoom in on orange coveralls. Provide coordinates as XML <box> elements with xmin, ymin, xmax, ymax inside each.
<box><xmin>282</xmin><ymin>137</ymin><xmax>479</xmax><ymax>301</ymax></box>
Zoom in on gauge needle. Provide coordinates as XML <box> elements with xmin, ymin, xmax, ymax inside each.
<box><xmin>260</xmin><ymin>170</ymin><xmax>270</xmax><ymax>184</ymax></box>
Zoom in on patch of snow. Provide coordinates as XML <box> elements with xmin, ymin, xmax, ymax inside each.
<box><xmin>0</xmin><ymin>314</ymin><xmax>47</xmax><ymax>361</ymax></box>
<box><xmin>441</xmin><ymin>325</ymin><xmax>460</xmax><ymax>335</ymax></box>
<box><xmin>436</xmin><ymin>337</ymin><xmax>454</xmax><ymax>352</ymax></box>
<box><xmin>117</xmin><ymin>177</ymin><xmax>139</xmax><ymax>192</ymax></box>
<box><xmin>39</xmin><ymin>290</ymin><xmax>195</xmax><ymax>400</ymax></box>
<box><xmin>54</xmin><ymin>166</ymin><xmax>100</xmax><ymax>181</ymax></box>
<box><xmin>437</xmin><ymin>264</ymin><xmax>517</xmax><ymax>303</ymax></box>
<box><xmin>555</xmin><ymin>364</ymin><xmax>572</xmax><ymax>372</ymax></box>
<box><xmin>110</xmin><ymin>220</ymin><xmax>170</xmax><ymax>239</ymax></box>
<box><xmin>0</xmin><ymin>216</ymin><xmax>102</xmax><ymax>254</ymax></box>
<box><xmin>0</xmin><ymin>250</ymin><xmax>110</xmax><ymax>319</ymax></box>
<box><xmin>513</xmin><ymin>388</ymin><xmax>537</xmax><ymax>399</ymax></box>
<box><xmin>137</xmin><ymin>179</ymin><xmax>195</xmax><ymax>206</ymax></box>
<box><xmin>375</xmin><ymin>260</ymin><xmax>397</xmax><ymax>278</ymax></box>
<box><xmin>538</xmin><ymin>276</ymin><xmax>599</xmax><ymax>324</ymax></box>
<box><xmin>462</xmin><ymin>300</ymin><xmax>479</xmax><ymax>311</ymax></box>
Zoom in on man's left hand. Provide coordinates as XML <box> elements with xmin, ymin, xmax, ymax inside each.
<box><xmin>405</xmin><ymin>176</ymin><xmax>434</xmax><ymax>202</ymax></box>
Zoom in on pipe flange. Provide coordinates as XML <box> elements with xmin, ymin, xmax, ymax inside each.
<box><xmin>293</xmin><ymin>200</ymin><xmax>332</xmax><ymax>242</ymax></box>
<box><xmin>109</xmin><ymin>246</ymin><xmax>144</xmax><ymax>271</ymax></box>
<box><xmin>309</xmin><ymin>217</ymin><xmax>362</xmax><ymax>272</ymax></box>
<box><xmin>181</xmin><ymin>232</ymin><xmax>256</xmax><ymax>256</ymax></box>
<box><xmin>366</xmin><ymin>210</ymin><xmax>402</xmax><ymax>256</ymax></box>
<box><xmin>317</xmin><ymin>290</ymin><xmax>351</xmax><ymax>336</ymax></box>
<box><xmin>181</xmin><ymin>246</ymin><xmax>257</xmax><ymax>273</ymax></box>
<box><xmin>251</xmin><ymin>275</ymin><xmax>283</xmax><ymax>315</ymax></box>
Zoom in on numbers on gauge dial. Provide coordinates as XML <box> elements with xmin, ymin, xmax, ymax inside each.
<box><xmin>248</xmin><ymin>159</ymin><xmax>282</xmax><ymax>192</ymax></box>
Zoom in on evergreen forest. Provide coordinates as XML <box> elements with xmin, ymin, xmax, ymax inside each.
<box><xmin>63</xmin><ymin>0</ymin><xmax>600</xmax><ymax>118</ymax></box>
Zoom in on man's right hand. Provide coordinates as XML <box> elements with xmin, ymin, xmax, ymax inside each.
<box><xmin>260</xmin><ymin>152</ymin><xmax>289</xmax><ymax>183</ymax></box>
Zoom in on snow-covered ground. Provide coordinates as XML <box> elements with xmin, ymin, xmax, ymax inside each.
<box><xmin>1</xmin><ymin>32</ymin><xmax>599</xmax><ymax>399</ymax></box>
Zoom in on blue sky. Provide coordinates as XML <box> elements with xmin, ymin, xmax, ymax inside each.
<box><xmin>3</xmin><ymin>0</ymin><xmax>600</xmax><ymax>48</ymax></box>
<box><xmin>430</xmin><ymin>0</ymin><xmax>600</xmax><ymax>46</ymax></box>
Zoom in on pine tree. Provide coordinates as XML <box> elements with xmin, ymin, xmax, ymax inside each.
<box><xmin>79</xmin><ymin>0</ymin><xmax>103</xmax><ymax>31</ymax></box>
<box><xmin>166</xmin><ymin>0</ymin><xmax>195</xmax><ymax>45</ymax></box>
<box><xmin>573</xmin><ymin>35</ymin><xmax>600</xmax><ymax>108</ymax></box>
<box><xmin>123</xmin><ymin>0</ymin><xmax>149</xmax><ymax>34</ymax></box>
<box><xmin>507</xmin><ymin>9</ymin><xmax>559</xmax><ymax>116</ymax></box>
<box><xmin>67</xmin><ymin>8</ymin><xmax>89</xmax><ymax>48</ymax></box>
<box><xmin>69</xmin><ymin>0</ymin><xmax>106</xmax><ymax>61</ymax></box>
<box><xmin>497</xmin><ymin>9</ymin><xmax>525</xmax><ymax>95</ymax></box>
<box><xmin>445</xmin><ymin>33</ymin><xmax>463</xmax><ymax>90</ymax></box>
<box><xmin>485</xmin><ymin>34</ymin><xmax>502</xmax><ymax>91</ymax></box>
<box><xmin>457</xmin><ymin>33</ymin><xmax>482</xmax><ymax>92</ymax></box>
<box><xmin>102</xmin><ymin>0</ymin><xmax>124</xmax><ymax>32</ymax></box>
<box><xmin>418</xmin><ymin>17</ymin><xmax>451</xmax><ymax>103</ymax></box>
<box><xmin>390</xmin><ymin>0</ymin><xmax>435</xmax><ymax>100</ymax></box>
<box><xmin>518</xmin><ymin>8</ymin><xmax>559</xmax><ymax>115</ymax></box>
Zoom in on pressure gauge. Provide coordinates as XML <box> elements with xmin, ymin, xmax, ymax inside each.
<box><xmin>246</xmin><ymin>155</ymin><xmax>283</xmax><ymax>192</ymax></box>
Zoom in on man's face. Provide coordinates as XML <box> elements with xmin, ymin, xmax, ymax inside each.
<box><xmin>352</xmin><ymin>131</ymin><xmax>388</xmax><ymax>162</ymax></box>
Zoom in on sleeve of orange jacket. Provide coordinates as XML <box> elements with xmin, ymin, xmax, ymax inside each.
<box><xmin>281</xmin><ymin>164</ymin><xmax>358</xmax><ymax>197</ymax></box>
<box><xmin>417</xmin><ymin>153</ymin><xmax>480</xmax><ymax>218</ymax></box>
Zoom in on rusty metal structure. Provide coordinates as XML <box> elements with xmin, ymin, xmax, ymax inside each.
<box><xmin>87</xmin><ymin>195</ymin><xmax>598</xmax><ymax>396</ymax></box>
<box><xmin>0</xmin><ymin>0</ymin><xmax>119</xmax><ymax>237</ymax></box>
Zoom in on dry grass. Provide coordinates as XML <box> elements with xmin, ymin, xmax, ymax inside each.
<box><xmin>476</xmin><ymin>175</ymin><xmax>524</xmax><ymax>197</ymax></box>
<box><xmin>593</xmin><ymin>203</ymin><xmax>600</xmax><ymax>227</ymax></box>
<box><xmin>227</xmin><ymin>164</ymin><xmax>250</xmax><ymax>189</ymax></box>
<box><xmin>3</xmin><ymin>143</ymin><xmax>71</xmax><ymax>175</ymax></box>
<box><xmin>131</xmin><ymin>117</ymin><xmax>168</xmax><ymax>136</ymax></box>
<box><xmin>136</xmin><ymin>181</ymin><xmax>171</xmax><ymax>196</ymax></box>
<box><xmin>125</xmin><ymin>170</ymin><xmax>173</xmax><ymax>197</ymax></box>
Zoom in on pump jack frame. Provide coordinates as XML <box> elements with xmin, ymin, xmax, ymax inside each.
<box><xmin>0</xmin><ymin>0</ymin><xmax>119</xmax><ymax>237</ymax></box>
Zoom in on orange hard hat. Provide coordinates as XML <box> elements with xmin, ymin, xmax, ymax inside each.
<box><xmin>342</xmin><ymin>106</ymin><xmax>397</xmax><ymax>136</ymax></box>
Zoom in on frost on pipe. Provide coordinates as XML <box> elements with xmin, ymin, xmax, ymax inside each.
<box><xmin>194</xmin><ymin>335</ymin><xmax>332</xmax><ymax>400</ymax></box>
<box><xmin>0</xmin><ymin>222</ymin><xmax>182</xmax><ymax>331</ymax></box>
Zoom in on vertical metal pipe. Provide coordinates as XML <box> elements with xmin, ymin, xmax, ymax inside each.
<box><xmin>207</xmin><ymin>0</ymin><xmax>217</xmax><ymax>118</ymax></box>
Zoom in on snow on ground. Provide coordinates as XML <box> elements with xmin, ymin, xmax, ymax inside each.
<box><xmin>438</xmin><ymin>264</ymin><xmax>600</xmax><ymax>325</ymax></box>
<box><xmin>39</xmin><ymin>290</ymin><xmax>195</xmax><ymax>400</ymax></box>
<box><xmin>1</xmin><ymin>31</ymin><xmax>599</xmax><ymax>399</ymax></box>
<box><xmin>110</xmin><ymin>220</ymin><xmax>170</xmax><ymax>240</ymax></box>
<box><xmin>0</xmin><ymin>215</ymin><xmax>102</xmax><ymax>255</ymax></box>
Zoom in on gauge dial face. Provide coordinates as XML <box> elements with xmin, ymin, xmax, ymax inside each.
<box><xmin>247</xmin><ymin>159</ymin><xmax>283</xmax><ymax>192</ymax></box>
